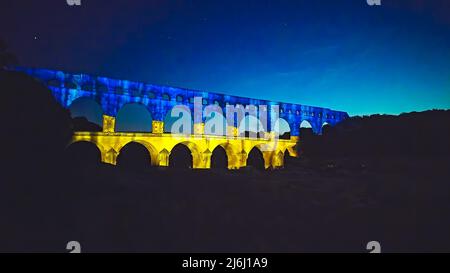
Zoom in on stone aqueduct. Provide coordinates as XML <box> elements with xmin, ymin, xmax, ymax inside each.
<box><xmin>14</xmin><ymin>67</ymin><xmax>349</xmax><ymax>169</ymax></box>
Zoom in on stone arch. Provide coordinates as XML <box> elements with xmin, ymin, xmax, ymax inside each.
<box><xmin>70</xmin><ymin>139</ymin><xmax>106</xmax><ymax>153</ymax></box>
<box><xmin>118</xmin><ymin>140</ymin><xmax>158</xmax><ymax>166</ymax></box>
<box><xmin>211</xmin><ymin>145</ymin><xmax>228</xmax><ymax>169</ymax></box>
<box><xmin>300</xmin><ymin>120</ymin><xmax>313</xmax><ymax>128</ymax></box>
<box><xmin>169</xmin><ymin>142</ymin><xmax>195</xmax><ymax>169</ymax></box>
<box><xmin>180</xmin><ymin>141</ymin><xmax>202</xmax><ymax>168</ymax></box>
<box><xmin>246</xmin><ymin>142</ymin><xmax>267</xmax><ymax>155</ymax></box>
<box><xmin>117</xmin><ymin>141</ymin><xmax>153</xmax><ymax>170</ymax></box>
<box><xmin>246</xmin><ymin>146</ymin><xmax>265</xmax><ymax>170</ymax></box>
<box><xmin>115</xmin><ymin>103</ymin><xmax>153</xmax><ymax>132</ymax></box>
<box><xmin>322</xmin><ymin>121</ymin><xmax>331</xmax><ymax>136</ymax></box>
<box><xmin>300</xmin><ymin>119</ymin><xmax>314</xmax><ymax>137</ymax></box>
<box><xmin>68</xmin><ymin>96</ymin><xmax>104</xmax><ymax>128</ymax></box>
<box><xmin>210</xmin><ymin>142</ymin><xmax>239</xmax><ymax>169</ymax></box>
<box><xmin>273</xmin><ymin>118</ymin><xmax>291</xmax><ymax>139</ymax></box>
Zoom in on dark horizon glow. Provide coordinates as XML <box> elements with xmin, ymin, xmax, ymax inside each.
<box><xmin>2</xmin><ymin>0</ymin><xmax>450</xmax><ymax>117</ymax></box>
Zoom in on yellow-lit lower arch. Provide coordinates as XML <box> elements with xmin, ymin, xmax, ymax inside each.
<box><xmin>70</xmin><ymin>116</ymin><xmax>299</xmax><ymax>170</ymax></box>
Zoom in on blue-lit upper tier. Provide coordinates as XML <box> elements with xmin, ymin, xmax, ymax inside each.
<box><xmin>12</xmin><ymin>66</ymin><xmax>349</xmax><ymax>135</ymax></box>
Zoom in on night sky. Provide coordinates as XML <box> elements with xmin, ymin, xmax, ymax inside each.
<box><xmin>2</xmin><ymin>0</ymin><xmax>450</xmax><ymax>118</ymax></box>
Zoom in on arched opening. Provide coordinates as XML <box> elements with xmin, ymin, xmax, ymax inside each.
<box><xmin>274</xmin><ymin>118</ymin><xmax>291</xmax><ymax>139</ymax></box>
<box><xmin>322</xmin><ymin>122</ymin><xmax>331</xmax><ymax>136</ymax></box>
<box><xmin>65</xmin><ymin>141</ymin><xmax>101</xmax><ymax>166</ymax></box>
<box><xmin>247</xmin><ymin>147</ymin><xmax>265</xmax><ymax>170</ymax></box>
<box><xmin>117</xmin><ymin>142</ymin><xmax>151</xmax><ymax>170</ymax></box>
<box><xmin>68</xmin><ymin>97</ymin><xmax>103</xmax><ymax>131</ymax></box>
<box><xmin>211</xmin><ymin>146</ymin><xmax>228</xmax><ymax>169</ymax></box>
<box><xmin>116</xmin><ymin>103</ymin><xmax>152</xmax><ymax>132</ymax></box>
<box><xmin>300</xmin><ymin>120</ymin><xmax>314</xmax><ymax>137</ymax></box>
<box><xmin>169</xmin><ymin>143</ymin><xmax>193</xmax><ymax>169</ymax></box>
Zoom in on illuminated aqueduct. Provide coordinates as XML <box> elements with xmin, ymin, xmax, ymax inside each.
<box><xmin>14</xmin><ymin>67</ymin><xmax>349</xmax><ymax>170</ymax></box>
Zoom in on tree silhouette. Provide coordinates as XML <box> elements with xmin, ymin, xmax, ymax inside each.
<box><xmin>299</xmin><ymin>110</ymin><xmax>450</xmax><ymax>158</ymax></box>
<box><xmin>0</xmin><ymin>38</ymin><xmax>18</xmax><ymax>69</ymax></box>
